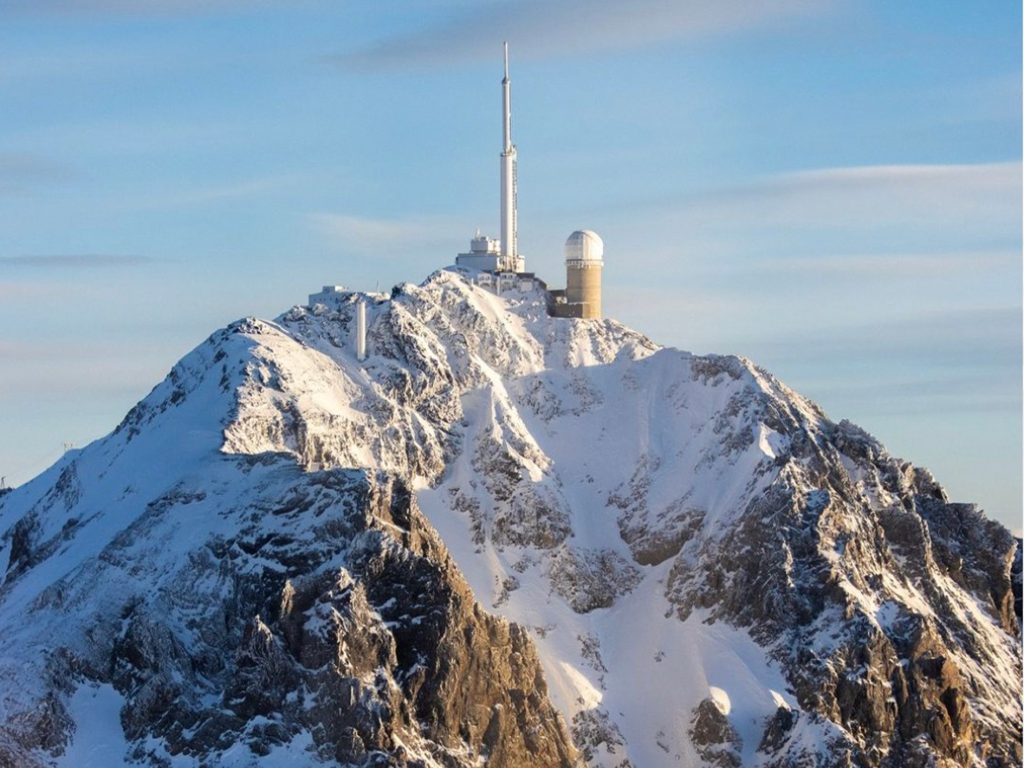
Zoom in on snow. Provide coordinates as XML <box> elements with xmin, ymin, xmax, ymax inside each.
<box><xmin>214</xmin><ymin>731</ymin><xmax>316</xmax><ymax>768</ymax></box>
<box><xmin>757</xmin><ymin>424</ymin><xmax>787</xmax><ymax>459</ymax></box>
<box><xmin>769</xmin><ymin>689</ymin><xmax>790</xmax><ymax>710</ymax></box>
<box><xmin>130</xmin><ymin>730</ymin><xmax>317</xmax><ymax>768</ymax></box>
<box><xmin>875</xmin><ymin>599</ymin><xmax>902</xmax><ymax>630</ymax></box>
<box><xmin>56</xmin><ymin>683</ymin><xmax>129</xmax><ymax>767</ymax></box>
<box><xmin>709</xmin><ymin>686</ymin><xmax>732</xmax><ymax>714</ymax></box>
<box><xmin>404</xmin><ymin>281</ymin><xmax>806</xmax><ymax>763</ymax></box>
<box><xmin>558</xmin><ymin>661</ymin><xmax>603</xmax><ymax>709</ymax></box>
<box><xmin>581</xmin><ymin>602</ymin><xmax>797</xmax><ymax>766</ymax></box>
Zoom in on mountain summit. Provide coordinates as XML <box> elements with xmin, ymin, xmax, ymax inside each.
<box><xmin>0</xmin><ymin>269</ymin><xmax>1019</xmax><ymax>767</ymax></box>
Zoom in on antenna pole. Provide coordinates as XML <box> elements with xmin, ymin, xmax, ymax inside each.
<box><xmin>502</xmin><ymin>41</ymin><xmax>512</xmax><ymax>153</ymax></box>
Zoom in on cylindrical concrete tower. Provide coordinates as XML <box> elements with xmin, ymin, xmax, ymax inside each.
<box><xmin>499</xmin><ymin>42</ymin><xmax>518</xmax><ymax>267</ymax></box>
<box><xmin>564</xmin><ymin>230</ymin><xmax>603</xmax><ymax>319</ymax></box>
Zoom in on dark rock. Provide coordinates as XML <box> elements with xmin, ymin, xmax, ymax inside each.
<box><xmin>689</xmin><ymin>697</ymin><xmax>742</xmax><ymax>768</ymax></box>
<box><xmin>547</xmin><ymin>546</ymin><xmax>642</xmax><ymax>613</ymax></box>
<box><xmin>758</xmin><ymin>706</ymin><xmax>797</xmax><ymax>754</ymax></box>
<box><xmin>1011</xmin><ymin>537</ymin><xmax>1021</xmax><ymax>624</ymax></box>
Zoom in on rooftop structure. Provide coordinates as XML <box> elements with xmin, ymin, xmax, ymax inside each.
<box><xmin>308</xmin><ymin>285</ymin><xmax>348</xmax><ymax>307</ymax></box>
<box><xmin>564</xmin><ymin>230</ymin><xmax>604</xmax><ymax>265</ymax></box>
<box><xmin>455</xmin><ymin>230</ymin><xmax>508</xmax><ymax>272</ymax></box>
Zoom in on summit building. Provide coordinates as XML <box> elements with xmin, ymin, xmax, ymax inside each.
<box><xmin>456</xmin><ymin>43</ymin><xmax>603</xmax><ymax>320</ymax></box>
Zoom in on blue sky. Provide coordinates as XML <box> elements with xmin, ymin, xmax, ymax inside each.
<box><xmin>0</xmin><ymin>1</ymin><xmax>1020</xmax><ymax>532</ymax></box>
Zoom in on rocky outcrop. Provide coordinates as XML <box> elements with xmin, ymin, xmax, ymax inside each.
<box><xmin>572</xmin><ymin>709</ymin><xmax>628</xmax><ymax>766</ymax></box>
<box><xmin>547</xmin><ymin>547</ymin><xmax>642</xmax><ymax>613</ymax></box>
<box><xmin>0</xmin><ymin>464</ymin><xmax>574</xmax><ymax>766</ymax></box>
<box><xmin>662</xmin><ymin>413</ymin><xmax>1022</xmax><ymax>767</ymax></box>
<box><xmin>689</xmin><ymin>698</ymin><xmax>742</xmax><ymax>768</ymax></box>
<box><xmin>1013</xmin><ymin>538</ymin><xmax>1022</xmax><ymax>623</ymax></box>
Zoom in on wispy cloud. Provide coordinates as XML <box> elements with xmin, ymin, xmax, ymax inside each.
<box><xmin>337</xmin><ymin>0</ymin><xmax>832</xmax><ymax>70</ymax></box>
<box><xmin>2</xmin><ymin>117</ymin><xmax>242</xmax><ymax>158</ymax></box>
<box><xmin>0</xmin><ymin>343</ymin><xmax>170</xmax><ymax>397</ymax></box>
<box><xmin>797</xmin><ymin>374</ymin><xmax>1020</xmax><ymax>416</ymax></box>
<box><xmin>0</xmin><ymin>254</ymin><xmax>154</xmax><ymax>268</ymax></box>
<box><xmin>780</xmin><ymin>162</ymin><xmax>1017</xmax><ymax>187</ymax></box>
<box><xmin>755</xmin><ymin>248</ymin><xmax>1018</xmax><ymax>276</ymax></box>
<box><xmin>0</xmin><ymin>154</ymin><xmax>74</xmax><ymax>195</ymax></box>
<box><xmin>679</xmin><ymin>161</ymin><xmax>1021</xmax><ymax>229</ymax></box>
<box><xmin>0</xmin><ymin>338</ymin><xmax>125</xmax><ymax>362</ymax></box>
<box><xmin>127</xmin><ymin>173</ymin><xmax>310</xmax><ymax>211</ymax></box>
<box><xmin>0</xmin><ymin>48</ymin><xmax>147</xmax><ymax>83</ymax></box>
<box><xmin>748</xmin><ymin>307</ymin><xmax>1022</xmax><ymax>369</ymax></box>
<box><xmin>309</xmin><ymin>212</ymin><xmax>463</xmax><ymax>254</ymax></box>
<box><xmin>0</xmin><ymin>43</ymin><xmax>239</xmax><ymax>84</ymax></box>
<box><xmin>777</xmin><ymin>161</ymin><xmax>1020</xmax><ymax>202</ymax></box>
<box><xmin>735</xmin><ymin>307</ymin><xmax>1023</xmax><ymax>426</ymax></box>
<box><xmin>1</xmin><ymin>0</ymin><xmax>288</xmax><ymax>17</ymax></box>
<box><xmin>611</xmin><ymin>160</ymin><xmax>1022</xmax><ymax>275</ymax></box>
<box><xmin>0</xmin><ymin>281</ymin><xmax>59</xmax><ymax>301</ymax></box>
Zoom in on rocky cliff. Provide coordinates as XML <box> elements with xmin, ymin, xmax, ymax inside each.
<box><xmin>0</xmin><ymin>269</ymin><xmax>1018</xmax><ymax>767</ymax></box>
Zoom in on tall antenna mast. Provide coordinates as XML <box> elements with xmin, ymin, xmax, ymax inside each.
<box><xmin>502</xmin><ymin>42</ymin><xmax>511</xmax><ymax>152</ymax></box>
<box><xmin>499</xmin><ymin>41</ymin><xmax>518</xmax><ymax>267</ymax></box>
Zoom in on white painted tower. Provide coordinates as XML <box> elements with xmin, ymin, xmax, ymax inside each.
<box><xmin>499</xmin><ymin>41</ymin><xmax>518</xmax><ymax>267</ymax></box>
<box><xmin>456</xmin><ymin>43</ymin><xmax>525</xmax><ymax>274</ymax></box>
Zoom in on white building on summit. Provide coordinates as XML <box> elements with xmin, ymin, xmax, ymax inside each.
<box><xmin>455</xmin><ymin>231</ymin><xmax>508</xmax><ymax>273</ymax></box>
<box><xmin>456</xmin><ymin>43</ymin><xmax>604</xmax><ymax>320</ymax></box>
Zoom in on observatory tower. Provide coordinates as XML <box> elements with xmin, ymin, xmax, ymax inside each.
<box><xmin>563</xmin><ymin>230</ymin><xmax>604</xmax><ymax>319</ymax></box>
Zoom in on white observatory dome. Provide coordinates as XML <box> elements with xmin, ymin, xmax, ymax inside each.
<box><xmin>564</xmin><ymin>230</ymin><xmax>604</xmax><ymax>264</ymax></box>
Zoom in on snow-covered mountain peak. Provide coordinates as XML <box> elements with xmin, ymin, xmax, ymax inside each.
<box><xmin>0</xmin><ymin>268</ymin><xmax>1018</xmax><ymax>767</ymax></box>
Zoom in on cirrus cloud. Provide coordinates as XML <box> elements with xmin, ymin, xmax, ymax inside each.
<box><xmin>337</xmin><ymin>0</ymin><xmax>834</xmax><ymax>70</ymax></box>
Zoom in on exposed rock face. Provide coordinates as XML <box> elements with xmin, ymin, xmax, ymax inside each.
<box><xmin>0</xmin><ymin>269</ymin><xmax>1018</xmax><ymax>767</ymax></box>
<box><xmin>547</xmin><ymin>546</ymin><xmax>642</xmax><ymax>613</ymax></box>
<box><xmin>0</xmin><ymin>461</ymin><xmax>574</xmax><ymax>761</ymax></box>
<box><xmin>690</xmin><ymin>697</ymin><xmax>743</xmax><ymax>768</ymax></box>
<box><xmin>659</xmin><ymin>417</ymin><xmax>1021</xmax><ymax>767</ymax></box>
<box><xmin>674</xmin><ymin>412</ymin><xmax>1014</xmax><ymax>764</ymax></box>
<box><xmin>1011</xmin><ymin>537</ymin><xmax>1022</xmax><ymax>624</ymax></box>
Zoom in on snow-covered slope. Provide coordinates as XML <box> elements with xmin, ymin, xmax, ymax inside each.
<box><xmin>0</xmin><ymin>269</ymin><xmax>1019</xmax><ymax>767</ymax></box>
